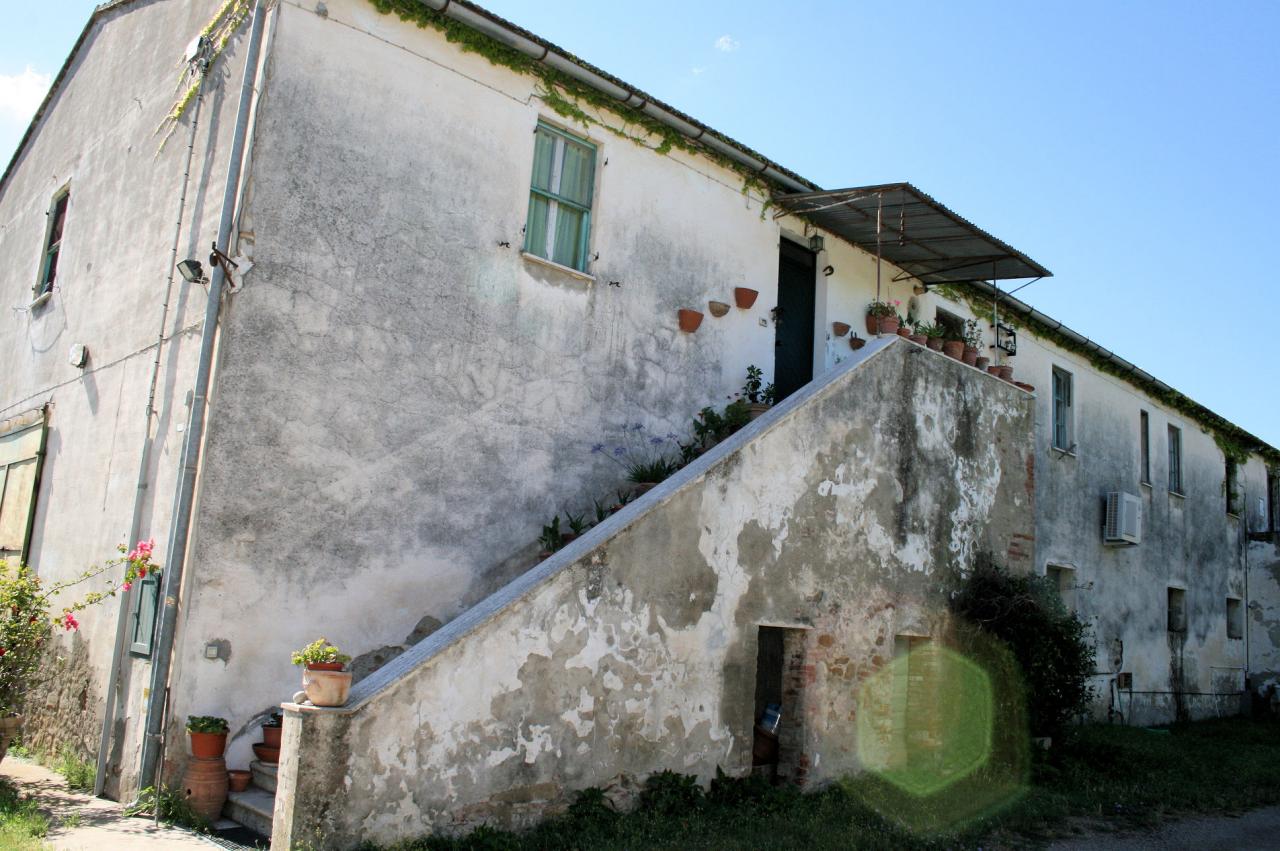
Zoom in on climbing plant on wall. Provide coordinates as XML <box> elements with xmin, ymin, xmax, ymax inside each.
<box><xmin>155</xmin><ymin>0</ymin><xmax>254</xmax><ymax>151</ymax></box>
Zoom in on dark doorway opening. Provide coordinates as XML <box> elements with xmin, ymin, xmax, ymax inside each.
<box><xmin>752</xmin><ymin>625</ymin><xmax>806</xmax><ymax>783</ymax></box>
<box><xmin>773</xmin><ymin>240</ymin><xmax>817</xmax><ymax>402</ymax></box>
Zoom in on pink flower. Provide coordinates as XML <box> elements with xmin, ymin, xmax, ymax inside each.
<box><xmin>62</xmin><ymin>612</ymin><xmax>79</xmax><ymax>632</ymax></box>
<box><xmin>137</xmin><ymin>567</ymin><xmax>146</xmax><ymax>579</ymax></box>
<box><xmin>121</xmin><ymin>582</ymin><xmax>132</xmax><ymax>592</ymax></box>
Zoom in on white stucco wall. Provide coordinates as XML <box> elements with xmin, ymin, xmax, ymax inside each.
<box><xmin>0</xmin><ymin>0</ymin><xmax>263</xmax><ymax>796</ymax></box>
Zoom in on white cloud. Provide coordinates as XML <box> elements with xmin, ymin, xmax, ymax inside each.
<box><xmin>691</xmin><ymin>66</ymin><xmax>707</xmax><ymax>75</ymax></box>
<box><xmin>714</xmin><ymin>35</ymin><xmax>740</xmax><ymax>52</ymax></box>
<box><xmin>0</xmin><ymin>67</ymin><xmax>52</xmax><ymax>125</ymax></box>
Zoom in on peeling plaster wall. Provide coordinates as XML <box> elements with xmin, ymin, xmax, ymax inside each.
<box><xmin>272</xmin><ymin>339</ymin><xmax>1036</xmax><ymax>849</ymax></box>
<box><xmin>0</xmin><ymin>0</ymin><xmax>263</xmax><ymax>797</ymax></box>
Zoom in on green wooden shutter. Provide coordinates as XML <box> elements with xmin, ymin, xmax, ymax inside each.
<box><xmin>129</xmin><ymin>575</ymin><xmax>160</xmax><ymax>656</ymax></box>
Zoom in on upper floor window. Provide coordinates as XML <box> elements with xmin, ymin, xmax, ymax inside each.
<box><xmin>1139</xmin><ymin>410</ymin><xmax>1151</xmax><ymax>484</ymax></box>
<box><xmin>37</xmin><ymin>187</ymin><xmax>70</xmax><ymax>297</ymax></box>
<box><xmin>524</xmin><ymin>122</ymin><xmax>596</xmax><ymax>272</ymax></box>
<box><xmin>1051</xmin><ymin>367</ymin><xmax>1074</xmax><ymax>451</ymax></box>
<box><xmin>1225</xmin><ymin>458</ymin><xmax>1241</xmax><ymax>516</ymax></box>
<box><xmin>1269</xmin><ymin>469</ymin><xmax>1279</xmax><ymax>532</ymax></box>
<box><xmin>1168</xmin><ymin>425</ymin><xmax>1183</xmax><ymax>494</ymax></box>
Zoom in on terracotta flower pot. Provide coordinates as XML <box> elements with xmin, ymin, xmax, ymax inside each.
<box><xmin>987</xmin><ymin>365</ymin><xmax>1002</xmax><ymax>377</ymax></box>
<box><xmin>677</xmin><ymin>309</ymin><xmax>703</xmax><ymax>333</ymax></box>
<box><xmin>942</xmin><ymin>340</ymin><xmax>964</xmax><ymax>360</ymax></box>
<box><xmin>262</xmin><ymin>725</ymin><xmax>282</xmax><ymax>749</ymax></box>
<box><xmin>302</xmin><ymin>668</ymin><xmax>353</xmax><ymax>707</ymax></box>
<box><xmin>183</xmin><ymin>756</ymin><xmax>228</xmax><ymax>822</ymax></box>
<box><xmin>734</xmin><ymin>287</ymin><xmax>759</xmax><ymax>309</ymax></box>
<box><xmin>975</xmin><ymin>356</ymin><xmax>990</xmax><ymax>371</ymax></box>
<box><xmin>849</xmin><ymin>336</ymin><xmax>866</xmax><ymax>350</ymax></box>
<box><xmin>561</xmin><ymin>532</ymin><xmax>577</xmax><ymax>544</ymax></box>
<box><xmin>707</xmin><ymin>300</ymin><xmax>730</xmax><ymax>318</ymax></box>
<box><xmin>909</xmin><ymin>334</ymin><xmax>927</xmax><ymax>346</ymax></box>
<box><xmin>1014</xmin><ymin>381</ymin><xmax>1036</xmax><ymax>392</ymax></box>
<box><xmin>252</xmin><ymin>743</ymin><xmax>280</xmax><ymax>764</ymax></box>
<box><xmin>306</xmin><ymin>662</ymin><xmax>344</xmax><ymax>672</ymax></box>
<box><xmin>897</xmin><ymin>326</ymin><xmax>911</xmax><ymax>338</ymax></box>
<box><xmin>228</xmin><ymin>769</ymin><xmax>252</xmax><ymax>793</ymax></box>
<box><xmin>997</xmin><ymin>365</ymin><xmax>1014</xmax><ymax>381</ymax></box>
<box><xmin>927</xmin><ymin>337</ymin><xmax>944</xmax><ymax>351</ymax></box>
<box><xmin>864</xmin><ymin>314</ymin><xmax>879</xmax><ymax>335</ymax></box>
<box><xmin>831</xmin><ymin>321</ymin><xmax>851</xmax><ymax>337</ymax></box>
<box><xmin>962</xmin><ymin>346</ymin><xmax>979</xmax><ymax>367</ymax></box>
<box><xmin>747</xmin><ymin>403</ymin><xmax>770</xmax><ymax>420</ymax></box>
<box><xmin>632</xmin><ymin>482</ymin><xmax>659</xmax><ymax>497</ymax></box>
<box><xmin>875</xmin><ymin>315</ymin><xmax>900</xmax><ymax>335</ymax></box>
<box><xmin>189</xmin><ymin>731</ymin><xmax>227</xmax><ymax>759</ymax></box>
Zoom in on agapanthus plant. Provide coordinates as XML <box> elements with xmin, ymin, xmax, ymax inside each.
<box><xmin>591</xmin><ymin>423</ymin><xmax>685</xmax><ymax>484</ymax></box>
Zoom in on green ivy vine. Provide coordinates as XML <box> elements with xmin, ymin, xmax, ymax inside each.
<box><xmin>938</xmin><ymin>283</ymin><xmax>1277</xmax><ymax>464</ymax></box>
<box><xmin>368</xmin><ymin>0</ymin><xmax>781</xmax><ymax>213</ymax></box>
<box><xmin>155</xmin><ymin>0</ymin><xmax>253</xmax><ymax>151</ymax></box>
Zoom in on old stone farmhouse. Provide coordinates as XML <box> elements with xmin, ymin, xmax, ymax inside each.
<box><xmin>2</xmin><ymin>0</ymin><xmax>1278</xmax><ymax>846</ymax></box>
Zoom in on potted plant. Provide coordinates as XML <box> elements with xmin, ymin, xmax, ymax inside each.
<box><xmin>907</xmin><ymin>319</ymin><xmax>928</xmax><ymax>346</ymax></box>
<box><xmin>975</xmin><ymin>355</ymin><xmax>990</xmax><ymax>371</ymax></box>
<box><xmin>917</xmin><ymin>322</ymin><xmax>945</xmax><ymax>351</ymax></box>
<box><xmin>291</xmin><ymin>638</ymin><xmax>353</xmax><ymax>707</ymax></box>
<box><xmin>865</xmin><ymin>299</ymin><xmax>902</xmax><ymax>335</ymax></box>
<box><xmin>741</xmin><ymin>365</ymin><xmax>776</xmax><ymax>419</ymax></box>
<box><xmin>563</xmin><ymin>511</ymin><xmax>589</xmax><ymax>543</ymax></box>
<box><xmin>962</xmin><ymin>319</ymin><xmax>982</xmax><ymax>367</ymax></box>
<box><xmin>592</xmin><ymin>424</ymin><xmax>683</xmax><ymax>493</ymax></box>
<box><xmin>187</xmin><ymin>715</ymin><xmax>229</xmax><ymax>759</ymax></box>
<box><xmin>538</xmin><ymin>516</ymin><xmax>563</xmax><ymax>558</ymax></box>
<box><xmin>262</xmin><ymin>712</ymin><xmax>283</xmax><ymax>749</ymax></box>
<box><xmin>941</xmin><ymin>327</ymin><xmax>965</xmax><ymax>360</ymax></box>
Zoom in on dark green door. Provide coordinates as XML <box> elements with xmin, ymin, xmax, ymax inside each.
<box><xmin>773</xmin><ymin>240</ymin><xmax>817</xmax><ymax>401</ymax></box>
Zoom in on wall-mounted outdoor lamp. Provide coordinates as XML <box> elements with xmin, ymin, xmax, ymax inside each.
<box><xmin>808</xmin><ymin>234</ymin><xmax>825</xmax><ymax>253</ymax></box>
<box><xmin>177</xmin><ymin>258</ymin><xmax>206</xmax><ymax>284</ymax></box>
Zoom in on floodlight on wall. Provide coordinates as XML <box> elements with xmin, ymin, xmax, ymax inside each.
<box><xmin>177</xmin><ymin>259</ymin><xmax>206</xmax><ymax>284</ymax></box>
<box><xmin>808</xmin><ymin>234</ymin><xmax>825</xmax><ymax>253</ymax></box>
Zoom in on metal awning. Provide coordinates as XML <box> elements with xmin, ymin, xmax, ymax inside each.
<box><xmin>774</xmin><ymin>182</ymin><xmax>1051</xmax><ymax>285</ymax></box>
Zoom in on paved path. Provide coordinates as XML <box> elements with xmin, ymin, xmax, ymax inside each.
<box><xmin>1</xmin><ymin>758</ymin><xmax>212</xmax><ymax>850</ymax></box>
<box><xmin>1049</xmin><ymin>806</ymin><xmax>1280</xmax><ymax>849</ymax></box>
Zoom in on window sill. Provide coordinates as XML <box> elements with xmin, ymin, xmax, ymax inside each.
<box><xmin>1139</xmin><ymin>481</ymin><xmax>1152</xmax><ymax>490</ymax></box>
<box><xmin>521</xmin><ymin>251</ymin><xmax>595</xmax><ymax>284</ymax></box>
<box><xmin>28</xmin><ymin>290</ymin><xmax>52</xmax><ymax>311</ymax></box>
<box><xmin>1049</xmin><ymin>445</ymin><xmax>1077</xmax><ymax>458</ymax></box>
<box><xmin>1169</xmin><ymin>490</ymin><xmax>1186</xmax><ymax>500</ymax></box>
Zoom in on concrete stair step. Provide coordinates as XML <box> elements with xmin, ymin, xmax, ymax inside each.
<box><xmin>224</xmin><ymin>786</ymin><xmax>275</xmax><ymax>839</ymax></box>
<box><xmin>250</xmin><ymin>759</ymin><xmax>278</xmax><ymax>794</ymax></box>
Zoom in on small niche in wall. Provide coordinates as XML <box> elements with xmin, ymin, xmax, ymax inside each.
<box><xmin>1046</xmin><ymin>564</ymin><xmax>1076</xmax><ymax>613</ymax></box>
<box><xmin>1167</xmin><ymin>587</ymin><xmax>1187</xmax><ymax>633</ymax></box>
<box><xmin>1227</xmin><ymin>598</ymin><xmax>1244</xmax><ymax>640</ymax></box>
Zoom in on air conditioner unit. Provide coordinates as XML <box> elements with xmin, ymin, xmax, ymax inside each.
<box><xmin>1104</xmin><ymin>492</ymin><xmax>1142</xmax><ymax>546</ymax></box>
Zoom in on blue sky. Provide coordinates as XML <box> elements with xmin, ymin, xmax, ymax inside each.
<box><xmin>3</xmin><ymin>1</ymin><xmax>1278</xmax><ymax>445</ymax></box>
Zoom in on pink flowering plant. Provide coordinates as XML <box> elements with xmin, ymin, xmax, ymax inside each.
<box><xmin>867</xmin><ymin>298</ymin><xmax>903</xmax><ymax>318</ymax></box>
<box><xmin>0</xmin><ymin>540</ymin><xmax>162</xmax><ymax>718</ymax></box>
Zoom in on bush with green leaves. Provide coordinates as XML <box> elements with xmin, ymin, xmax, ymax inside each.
<box><xmin>185</xmin><ymin>715</ymin><xmax>229</xmax><ymax>734</ymax></box>
<box><xmin>290</xmin><ymin>638</ymin><xmax>351</xmax><ymax>668</ymax></box>
<box><xmin>949</xmin><ymin>557</ymin><xmax>1095</xmax><ymax>737</ymax></box>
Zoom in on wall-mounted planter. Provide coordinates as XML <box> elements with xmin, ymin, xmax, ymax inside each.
<box><xmin>734</xmin><ymin>287</ymin><xmax>759</xmax><ymax>309</ymax></box>
<box><xmin>678</xmin><ymin>309</ymin><xmax>704</xmax><ymax>333</ymax></box>
<box><xmin>708</xmin><ymin>301</ymin><xmax>730</xmax><ymax>318</ymax></box>
<box><xmin>849</xmin><ymin>335</ymin><xmax>866</xmax><ymax>351</ymax></box>
<box><xmin>832</xmin><ymin>321</ymin><xmax>851</xmax><ymax>337</ymax></box>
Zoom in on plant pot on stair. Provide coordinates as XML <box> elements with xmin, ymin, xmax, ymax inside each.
<box><xmin>291</xmin><ymin>638</ymin><xmax>353</xmax><ymax>708</ymax></box>
<box><xmin>187</xmin><ymin>715</ymin><xmax>229</xmax><ymax>759</ymax></box>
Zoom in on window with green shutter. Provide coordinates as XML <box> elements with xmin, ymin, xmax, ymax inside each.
<box><xmin>524</xmin><ymin>123</ymin><xmax>596</xmax><ymax>272</ymax></box>
<box><xmin>129</xmin><ymin>574</ymin><xmax>160</xmax><ymax>657</ymax></box>
<box><xmin>36</xmin><ymin>188</ymin><xmax>70</xmax><ymax>297</ymax></box>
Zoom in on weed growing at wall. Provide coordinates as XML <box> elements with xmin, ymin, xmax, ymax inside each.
<box><xmin>0</xmin><ymin>777</ymin><xmax>48</xmax><ymax>851</ymax></box>
<box><xmin>155</xmin><ymin>0</ymin><xmax>253</xmax><ymax>151</ymax></box>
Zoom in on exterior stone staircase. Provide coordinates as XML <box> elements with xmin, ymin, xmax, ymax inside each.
<box><xmin>222</xmin><ymin>759</ymin><xmax>276</xmax><ymax>840</ymax></box>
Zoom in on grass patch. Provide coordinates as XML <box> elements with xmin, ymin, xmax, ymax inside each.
<box><xmin>368</xmin><ymin>718</ymin><xmax>1280</xmax><ymax>850</ymax></box>
<box><xmin>51</xmin><ymin>748</ymin><xmax>93</xmax><ymax>793</ymax></box>
<box><xmin>0</xmin><ymin>776</ymin><xmax>49</xmax><ymax>851</ymax></box>
<box><xmin>123</xmin><ymin>786</ymin><xmax>210</xmax><ymax>833</ymax></box>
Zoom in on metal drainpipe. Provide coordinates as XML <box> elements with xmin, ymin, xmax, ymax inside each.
<box><xmin>93</xmin><ymin>41</ymin><xmax>214</xmax><ymax>798</ymax></box>
<box><xmin>136</xmin><ymin>0</ymin><xmax>266</xmax><ymax>794</ymax></box>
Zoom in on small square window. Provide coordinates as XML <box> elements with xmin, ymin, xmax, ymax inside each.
<box><xmin>1167</xmin><ymin>587</ymin><xmax>1186</xmax><ymax>633</ymax></box>
<box><xmin>1139</xmin><ymin>411</ymin><xmax>1150</xmax><ymax>484</ymax></box>
<box><xmin>1046</xmin><ymin>564</ymin><xmax>1076</xmax><ymax>612</ymax></box>
<box><xmin>524</xmin><ymin>122</ymin><xmax>596</xmax><ymax>272</ymax></box>
<box><xmin>1227</xmin><ymin>598</ymin><xmax>1243</xmax><ymax>640</ymax></box>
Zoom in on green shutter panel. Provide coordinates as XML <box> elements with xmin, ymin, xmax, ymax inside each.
<box><xmin>130</xmin><ymin>575</ymin><xmax>160</xmax><ymax>656</ymax></box>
